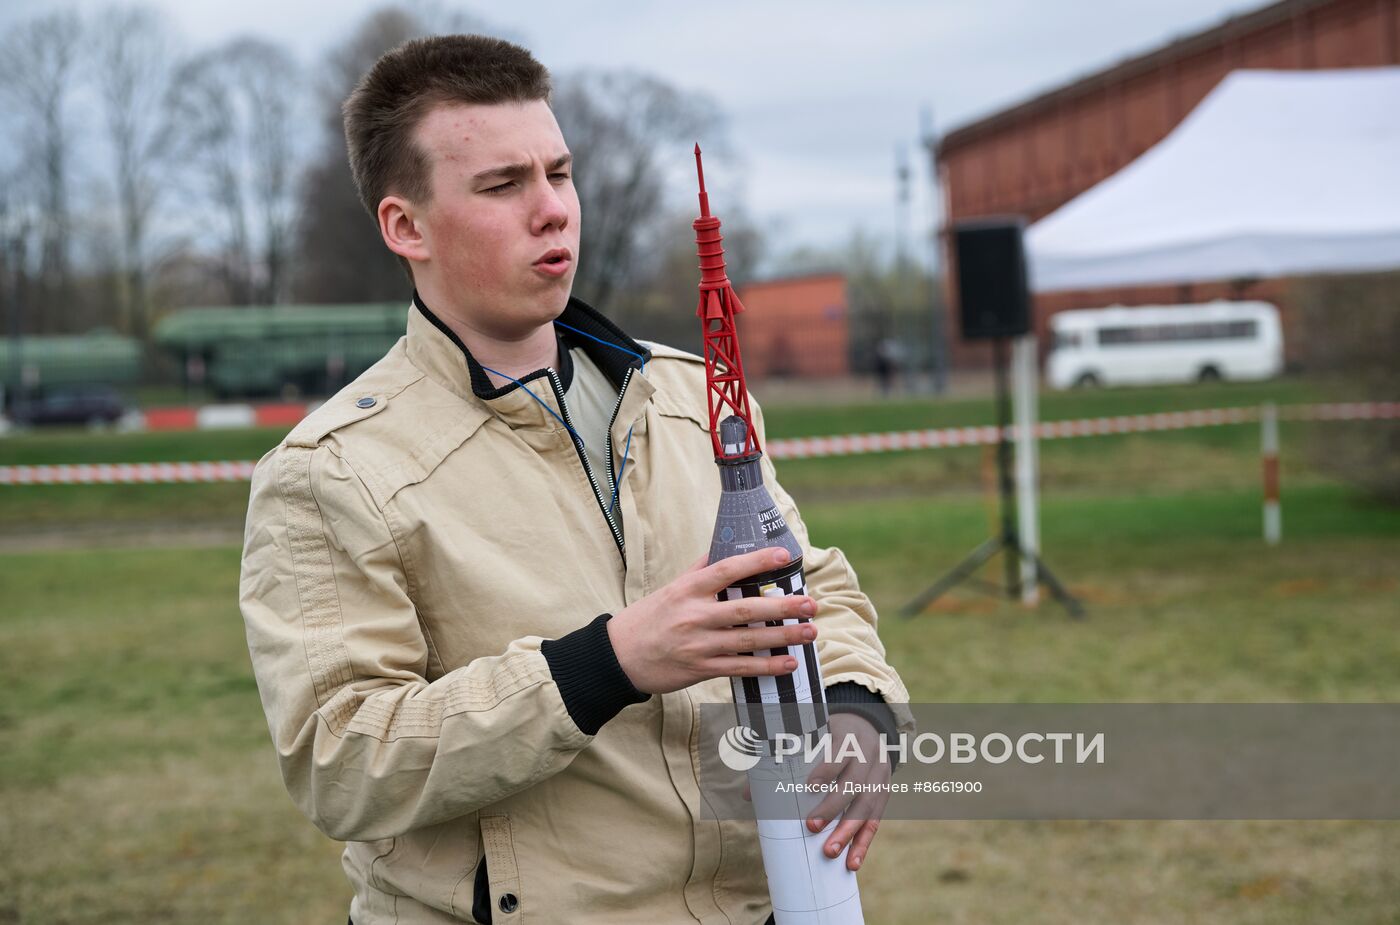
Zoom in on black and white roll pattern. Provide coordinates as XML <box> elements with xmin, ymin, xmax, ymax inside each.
<box><xmin>720</xmin><ymin>559</ymin><xmax>829</xmax><ymax>750</ymax></box>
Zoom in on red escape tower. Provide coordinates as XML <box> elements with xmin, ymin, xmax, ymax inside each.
<box><xmin>693</xmin><ymin>144</ymin><xmax>760</xmax><ymax>460</ymax></box>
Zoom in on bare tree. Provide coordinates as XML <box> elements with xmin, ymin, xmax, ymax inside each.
<box><xmin>0</xmin><ymin>10</ymin><xmax>83</xmax><ymax>331</ymax></box>
<box><xmin>552</xmin><ymin>70</ymin><xmax>724</xmax><ymax>313</ymax></box>
<box><xmin>227</xmin><ymin>38</ymin><xmax>299</xmax><ymax>304</ymax></box>
<box><xmin>0</xmin><ymin>170</ymin><xmax>37</xmax><ymax>357</ymax></box>
<box><xmin>91</xmin><ymin>4</ymin><xmax>177</xmax><ymax>342</ymax></box>
<box><xmin>167</xmin><ymin>55</ymin><xmax>252</xmax><ymax>304</ymax></box>
<box><xmin>167</xmin><ymin>37</ymin><xmax>300</xmax><ymax>305</ymax></box>
<box><xmin>294</xmin><ymin>8</ymin><xmax>426</xmax><ymax>303</ymax></box>
<box><xmin>294</xmin><ymin>5</ymin><xmax>497</xmax><ymax>303</ymax></box>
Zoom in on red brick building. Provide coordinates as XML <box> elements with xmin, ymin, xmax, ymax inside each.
<box><xmin>936</xmin><ymin>0</ymin><xmax>1400</xmax><ymax>367</ymax></box>
<box><xmin>735</xmin><ymin>273</ymin><xmax>850</xmax><ymax>379</ymax></box>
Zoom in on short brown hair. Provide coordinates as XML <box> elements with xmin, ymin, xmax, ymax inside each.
<box><xmin>343</xmin><ymin>35</ymin><xmax>552</xmax><ymax>218</ymax></box>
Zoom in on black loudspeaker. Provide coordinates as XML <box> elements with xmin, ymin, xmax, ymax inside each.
<box><xmin>954</xmin><ymin>218</ymin><xmax>1031</xmax><ymax>340</ymax></box>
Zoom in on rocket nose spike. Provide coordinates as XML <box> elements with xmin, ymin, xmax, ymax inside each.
<box><xmin>695</xmin><ymin>143</ymin><xmax>711</xmax><ymax>217</ymax></box>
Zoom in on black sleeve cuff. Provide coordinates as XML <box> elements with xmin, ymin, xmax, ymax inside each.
<box><xmin>541</xmin><ymin>613</ymin><xmax>650</xmax><ymax>736</ymax></box>
<box><xmin>825</xmin><ymin>681</ymin><xmax>901</xmax><ymax>766</ymax></box>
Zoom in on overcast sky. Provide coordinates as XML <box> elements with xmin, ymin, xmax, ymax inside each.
<box><xmin>12</xmin><ymin>0</ymin><xmax>1266</xmax><ymax>260</ymax></box>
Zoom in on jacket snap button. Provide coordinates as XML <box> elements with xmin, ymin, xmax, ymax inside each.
<box><xmin>498</xmin><ymin>893</ymin><xmax>519</xmax><ymax>914</ymax></box>
<box><xmin>355</xmin><ymin>396</ymin><xmax>376</xmax><ymax>409</ymax></box>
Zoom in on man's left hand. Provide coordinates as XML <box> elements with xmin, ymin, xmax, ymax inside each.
<box><xmin>803</xmin><ymin>712</ymin><xmax>890</xmax><ymax>872</ymax></box>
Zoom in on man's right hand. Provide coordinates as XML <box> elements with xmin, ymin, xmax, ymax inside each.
<box><xmin>607</xmin><ymin>547</ymin><xmax>818</xmax><ymax>695</ymax></box>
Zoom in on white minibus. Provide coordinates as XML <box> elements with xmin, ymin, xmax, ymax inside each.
<box><xmin>1046</xmin><ymin>300</ymin><xmax>1283</xmax><ymax>389</ymax></box>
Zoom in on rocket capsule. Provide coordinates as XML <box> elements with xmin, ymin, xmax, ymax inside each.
<box><xmin>707</xmin><ymin>416</ymin><xmax>802</xmax><ymax>567</ymax></box>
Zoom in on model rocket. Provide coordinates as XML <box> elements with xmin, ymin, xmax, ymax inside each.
<box><xmin>695</xmin><ymin>145</ymin><xmax>865</xmax><ymax>925</ymax></box>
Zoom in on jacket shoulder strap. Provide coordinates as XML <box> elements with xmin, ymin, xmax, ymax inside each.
<box><xmin>285</xmin><ymin>395</ymin><xmax>392</xmax><ymax>448</ymax></box>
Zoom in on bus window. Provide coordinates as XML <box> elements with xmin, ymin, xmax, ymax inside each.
<box><xmin>1099</xmin><ymin>319</ymin><xmax>1259</xmax><ymax>347</ymax></box>
<box><xmin>1098</xmin><ymin>327</ymin><xmax>1140</xmax><ymax>346</ymax></box>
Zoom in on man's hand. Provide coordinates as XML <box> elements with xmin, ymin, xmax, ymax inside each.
<box><xmin>607</xmin><ymin>547</ymin><xmax>818</xmax><ymax>695</ymax></box>
<box><xmin>804</xmin><ymin>713</ymin><xmax>890</xmax><ymax>872</ymax></box>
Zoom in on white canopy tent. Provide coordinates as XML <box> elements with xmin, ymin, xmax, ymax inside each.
<box><xmin>1026</xmin><ymin>67</ymin><xmax>1400</xmax><ymax>293</ymax></box>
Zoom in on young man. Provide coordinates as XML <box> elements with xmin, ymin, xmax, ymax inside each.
<box><xmin>239</xmin><ymin>35</ymin><xmax>910</xmax><ymax>925</ymax></box>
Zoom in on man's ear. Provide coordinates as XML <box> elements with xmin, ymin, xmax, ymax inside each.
<box><xmin>378</xmin><ymin>195</ymin><xmax>430</xmax><ymax>264</ymax></box>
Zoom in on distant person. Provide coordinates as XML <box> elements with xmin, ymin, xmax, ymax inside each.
<box><xmin>238</xmin><ymin>34</ymin><xmax>908</xmax><ymax>925</ymax></box>
<box><xmin>874</xmin><ymin>337</ymin><xmax>902</xmax><ymax>396</ymax></box>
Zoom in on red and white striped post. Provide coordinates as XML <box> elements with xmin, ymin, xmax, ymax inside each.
<box><xmin>1261</xmin><ymin>402</ymin><xmax>1281</xmax><ymax>546</ymax></box>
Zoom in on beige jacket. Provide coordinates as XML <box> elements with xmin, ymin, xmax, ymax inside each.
<box><xmin>239</xmin><ymin>298</ymin><xmax>911</xmax><ymax>924</ymax></box>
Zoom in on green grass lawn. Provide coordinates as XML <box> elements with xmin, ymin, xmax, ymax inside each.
<box><xmin>811</xmin><ymin>483</ymin><xmax>1400</xmax><ymax>704</ymax></box>
<box><xmin>0</xmin><ymin>545</ymin><xmax>346</xmax><ymax>923</ymax></box>
<box><xmin>2</xmin><ymin>481</ymin><xmax>1397</xmax><ymax>923</ymax></box>
<box><xmin>2</xmin><ymin>378</ymin><xmax>1397</xmax><ymax>923</ymax></box>
<box><xmin>810</xmin><ymin>484</ymin><xmax>1400</xmax><ymax>924</ymax></box>
<box><xmin>0</xmin><ymin>425</ymin><xmax>291</xmax><ymax>467</ymax></box>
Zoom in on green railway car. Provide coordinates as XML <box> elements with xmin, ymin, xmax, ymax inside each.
<box><xmin>0</xmin><ymin>331</ymin><xmax>142</xmax><ymax>395</ymax></box>
<box><xmin>153</xmin><ymin>303</ymin><xmax>409</xmax><ymax>398</ymax></box>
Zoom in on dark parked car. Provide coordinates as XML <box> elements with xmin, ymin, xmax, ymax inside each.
<box><xmin>9</xmin><ymin>386</ymin><xmax>129</xmax><ymax>428</ymax></box>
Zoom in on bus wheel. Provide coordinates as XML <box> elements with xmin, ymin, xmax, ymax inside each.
<box><xmin>1074</xmin><ymin>372</ymin><xmax>1101</xmax><ymax>389</ymax></box>
<box><xmin>1197</xmin><ymin>365</ymin><xmax>1223</xmax><ymax>383</ymax></box>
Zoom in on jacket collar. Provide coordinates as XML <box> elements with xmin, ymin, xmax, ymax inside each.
<box><xmin>405</xmin><ymin>292</ymin><xmax>655</xmax><ymax>432</ymax></box>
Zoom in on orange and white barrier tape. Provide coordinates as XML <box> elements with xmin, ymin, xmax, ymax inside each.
<box><xmin>766</xmin><ymin>401</ymin><xmax>1399</xmax><ymax>459</ymax></box>
<box><xmin>2</xmin><ymin>402</ymin><xmax>1396</xmax><ymax>485</ymax></box>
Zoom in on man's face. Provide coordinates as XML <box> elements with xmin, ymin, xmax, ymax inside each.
<box><xmin>412</xmin><ymin>100</ymin><xmax>581</xmax><ymax>338</ymax></box>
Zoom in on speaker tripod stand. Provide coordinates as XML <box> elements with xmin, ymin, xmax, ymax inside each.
<box><xmin>901</xmin><ymin>337</ymin><xmax>1084</xmax><ymax>619</ymax></box>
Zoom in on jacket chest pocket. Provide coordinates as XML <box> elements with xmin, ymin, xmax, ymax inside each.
<box><xmin>366</xmin><ymin>813</ymin><xmax>480</xmax><ymax>915</ymax></box>
<box><xmin>470</xmin><ymin>813</ymin><xmax>522</xmax><ymax>923</ymax></box>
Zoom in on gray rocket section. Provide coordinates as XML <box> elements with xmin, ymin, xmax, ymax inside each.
<box><xmin>706</xmin><ymin>417</ymin><xmax>802</xmax><ymax>564</ymax></box>
<box><xmin>708</xmin><ymin>416</ymin><xmax>827</xmax><ymax>744</ymax></box>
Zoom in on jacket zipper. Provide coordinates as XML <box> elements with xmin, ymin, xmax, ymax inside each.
<box><xmin>546</xmin><ymin>368</ymin><xmax>627</xmax><ymax>559</ymax></box>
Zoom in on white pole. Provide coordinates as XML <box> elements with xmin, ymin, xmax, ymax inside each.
<box><xmin>1012</xmin><ymin>333</ymin><xmax>1041</xmax><ymax>605</ymax></box>
<box><xmin>1262</xmin><ymin>402</ymin><xmax>1281</xmax><ymax>546</ymax></box>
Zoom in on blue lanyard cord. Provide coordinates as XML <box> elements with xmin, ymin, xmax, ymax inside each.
<box><xmin>609</xmin><ymin>425</ymin><xmax>634</xmax><ymax>517</ymax></box>
<box><xmin>478</xmin><ymin>364</ymin><xmax>582</xmax><ymax>447</ymax></box>
<box><xmin>552</xmin><ymin>319</ymin><xmax>648</xmax><ymax>373</ymax></box>
<box><xmin>481</xmin><ymin>331</ymin><xmax>641</xmax><ymax>519</ymax></box>
<box><xmin>552</xmin><ymin>319</ymin><xmax>646</xmax><ymax>517</ymax></box>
